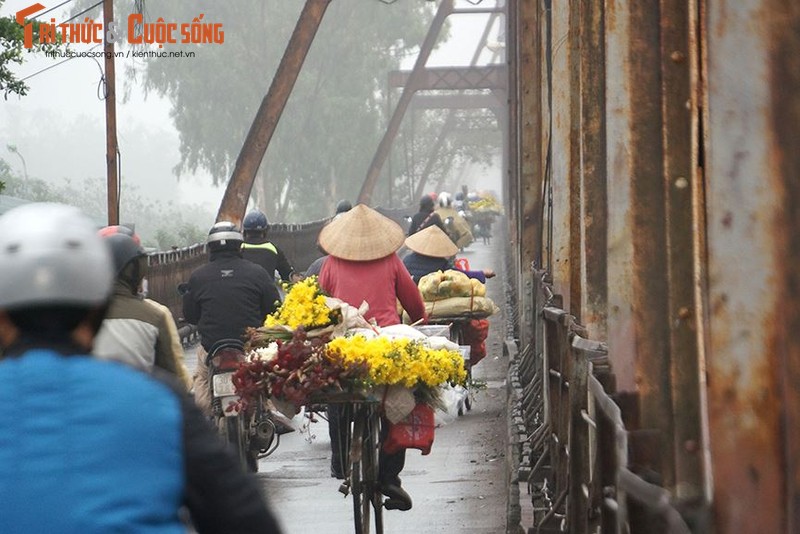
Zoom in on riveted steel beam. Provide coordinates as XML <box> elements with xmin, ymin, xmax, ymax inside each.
<box><xmin>705</xmin><ymin>0</ymin><xmax>800</xmax><ymax>530</ymax></box>
<box><xmin>217</xmin><ymin>0</ymin><xmax>330</xmax><ymax>226</ymax></box>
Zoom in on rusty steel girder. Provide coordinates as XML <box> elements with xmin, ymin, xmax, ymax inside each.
<box><xmin>357</xmin><ymin>0</ymin><xmax>454</xmax><ymax>205</ymax></box>
<box><xmin>705</xmin><ymin>0</ymin><xmax>800</xmax><ymax>531</ymax></box>
<box><xmin>387</xmin><ymin>65</ymin><xmax>507</xmax><ymax>91</ymax></box>
<box><xmin>217</xmin><ymin>0</ymin><xmax>330</xmax><ymax>226</ymax></box>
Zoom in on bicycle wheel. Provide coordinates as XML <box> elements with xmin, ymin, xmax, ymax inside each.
<box><xmin>363</xmin><ymin>404</ymin><xmax>383</xmax><ymax>534</ymax></box>
<box><xmin>349</xmin><ymin>406</ymin><xmax>370</xmax><ymax>534</ymax></box>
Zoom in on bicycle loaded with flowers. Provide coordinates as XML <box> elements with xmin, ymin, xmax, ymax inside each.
<box><xmin>232</xmin><ymin>276</ymin><xmax>467</xmax><ymax>453</ymax></box>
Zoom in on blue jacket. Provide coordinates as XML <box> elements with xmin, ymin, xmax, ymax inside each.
<box><xmin>0</xmin><ymin>346</ymin><xmax>281</xmax><ymax>534</ymax></box>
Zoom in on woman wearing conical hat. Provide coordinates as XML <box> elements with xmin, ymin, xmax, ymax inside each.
<box><xmin>317</xmin><ymin>203</ymin><xmax>427</xmax><ymax>511</ymax></box>
<box><xmin>402</xmin><ymin>225</ymin><xmax>496</xmax><ymax>284</ymax></box>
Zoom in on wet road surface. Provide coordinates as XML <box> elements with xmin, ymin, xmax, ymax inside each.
<box><xmin>184</xmin><ymin>233</ymin><xmax>511</xmax><ymax>533</ymax></box>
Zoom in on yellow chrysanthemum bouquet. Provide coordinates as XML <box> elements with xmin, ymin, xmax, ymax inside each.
<box><xmin>324</xmin><ymin>333</ymin><xmax>467</xmax><ymax>419</ymax></box>
<box><xmin>325</xmin><ymin>335</ymin><xmax>467</xmax><ymax>389</ymax></box>
<box><xmin>238</xmin><ymin>276</ymin><xmax>467</xmax><ymax>418</ymax></box>
<box><xmin>240</xmin><ymin>276</ymin><xmax>373</xmax><ymax>412</ymax></box>
<box><xmin>247</xmin><ymin>276</ymin><xmax>340</xmax><ymax>344</ymax></box>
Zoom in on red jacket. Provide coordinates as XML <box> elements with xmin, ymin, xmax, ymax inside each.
<box><xmin>319</xmin><ymin>254</ymin><xmax>427</xmax><ymax>327</ymax></box>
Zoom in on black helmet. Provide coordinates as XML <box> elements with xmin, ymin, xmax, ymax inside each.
<box><xmin>419</xmin><ymin>195</ymin><xmax>434</xmax><ymax>211</ymax></box>
<box><xmin>207</xmin><ymin>221</ymin><xmax>243</xmax><ymax>252</ymax></box>
<box><xmin>243</xmin><ymin>210</ymin><xmax>268</xmax><ymax>232</ymax></box>
<box><xmin>98</xmin><ymin>225</ymin><xmax>145</xmax><ymax>276</ymax></box>
<box><xmin>335</xmin><ymin>200</ymin><xmax>352</xmax><ymax>215</ymax></box>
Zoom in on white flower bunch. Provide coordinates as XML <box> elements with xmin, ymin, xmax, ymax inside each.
<box><xmin>250</xmin><ymin>342</ymin><xmax>279</xmax><ymax>362</ymax></box>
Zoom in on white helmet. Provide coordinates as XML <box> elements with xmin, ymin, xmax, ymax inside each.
<box><xmin>0</xmin><ymin>203</ymin><xmax>114</xmax><ymax>310</ymax></box>
<box><xmin>438</xmin><ymin>192</ymin><xmax>453</xmax><ymax>208</ymax></box>
<box><xmin>207</xmin><ymin>221</ymin><xmax>243</xmax><ymax>251</ymax></box>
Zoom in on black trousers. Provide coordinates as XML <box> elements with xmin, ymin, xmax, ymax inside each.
<box><xmin>328</xmin><ymin>403</ymin><xmax>405</xmax><ymax>486</ymax></box>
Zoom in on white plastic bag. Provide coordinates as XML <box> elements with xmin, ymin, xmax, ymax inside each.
<box><xmin>434</xmin><ymin>384</ymin><xmax>465</xmax><ymax>426</ymax></box>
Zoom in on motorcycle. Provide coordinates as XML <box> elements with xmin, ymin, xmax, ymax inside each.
<box><xmin>177</xmin><ymin>283</ymin><xmax>281</xmax><ymax>472</ymax></box>
<box><xmin>206</xmin><ymin>339</ymin><xmax>280</xmax><ymax>472</ymax></box>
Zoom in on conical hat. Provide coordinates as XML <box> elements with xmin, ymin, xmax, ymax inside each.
<box><xmin>404</xmin><ymin>224</ymin><xmax>459</xmax><ymax>258</ymax></box>
<box><xmin>318</xmin><ymin>204</ymin><xmax>405</xmax><ymax>261</ymax></box>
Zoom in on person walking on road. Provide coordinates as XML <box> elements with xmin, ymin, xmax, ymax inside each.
<box><xmin>93</xmin><ymin>225</ymin><xmax>191</xmax><ymax>389</ymax></box>
<box><xmin>0</xmin><ymin>203</ymin><xmax>283</xmax><ymax>534</ymax></box>
<box><xmin>183</xmin><ymin>221</ymin><xmax>281</xmax><ymax>416</ymax></box>
<box><xmin>241</xmin><ymin>209</ymin><xmax>301</xmax><ymax>283</ymax></box>
<box><xmin>317</xmin><ymin>204</ymin><xmax>427</xmax><ymax>512</ymax></box>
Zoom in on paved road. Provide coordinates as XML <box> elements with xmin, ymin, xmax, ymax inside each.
<box><xmin>184</xmin><ymin>232</ymin><xmax>510</xmax><ymax>533</ymax></box>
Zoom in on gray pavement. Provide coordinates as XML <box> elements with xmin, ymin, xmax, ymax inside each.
<box><xmin>184</xmin><ymin>233</ymin><xmax>512</xmax><ymax>533</ymax></box>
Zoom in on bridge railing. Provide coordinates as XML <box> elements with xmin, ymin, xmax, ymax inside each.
<box><xmin>146</xmin><ymin>244</ymin><xmax>207</xmax><ymax>340</ymax></box>
<box><xmin>513</xmin><ymin>275</ymin><xmax>693</xmax><ymax>533</ymax></box>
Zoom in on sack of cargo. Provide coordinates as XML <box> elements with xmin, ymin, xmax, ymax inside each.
<box><xmin>426</xmin><ymin>296</ymin><xmax>498</xmax><ymax>318</ymax></box>
<box><xmin>402</xmin><ymin>295</ymin><xmax>498</xmax><ymax>322</ymax></box>
<box><xmin>418</xmin><ymin>269</ymin><xmax>477</xmax><ymax>300</ymax></box>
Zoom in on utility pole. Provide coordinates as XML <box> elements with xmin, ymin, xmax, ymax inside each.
<box><xmin>103</xmin><ymin>0</ymin><xmax>119</xmax><ymax>225</ymax></box>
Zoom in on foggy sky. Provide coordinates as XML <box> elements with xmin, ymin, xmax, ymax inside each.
<box><xmin>1</xmin><ymin>0</ymin><xmax>503</xmax><ymax>220</ymax></box>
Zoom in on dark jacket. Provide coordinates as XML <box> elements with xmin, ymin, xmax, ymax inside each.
<box><xmin>241</xmin><ymin>240</ymin><xmax>295</xmax><ymax>282</ymax></box>
<box><xmin>183</xmin><ymin>250</ymin><xmax>280</xmax><ymax>351</ymax></box>
<box><xmin>0</xmin><ymin>344</ymin><xmax>283</xmax><ymax>533</ymax></box>
<box><xmin>407</xmin><ymin>209</ymin><xmax>446</xmax><ymax>236</ymax></box>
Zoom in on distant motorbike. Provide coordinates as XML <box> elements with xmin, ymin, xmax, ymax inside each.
<box><xmin>207</xmin><ymin>339</ymin><xmax>279</xmax><ymax>472</ymax></box>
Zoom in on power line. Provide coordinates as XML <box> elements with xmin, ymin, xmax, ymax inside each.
<box><xmin>37</xmin><ymin>0</ymin><xmax>75</xmax><ymax>19</ymax></box>
<box><xmin>19</xmin><ymin>44</ymin><xmax>102</xmax><ymax>82</ymax></box>
<box><xmin>64</xmin><ymin>0</ymin><xmax>103</xmax><ymax>23</ymax></box>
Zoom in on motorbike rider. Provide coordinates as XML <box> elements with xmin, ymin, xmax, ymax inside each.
<box><xmin>240</xmin><ymin>209</ymin><xmax>301</xmax><ymax>283</ymax></box>
<box><xmin>0</xmin><ymin>203</ymin><xmax>283</xmax><ymax>533</ymax></box>
<box><xmin>183</xmin><ymin>221</ymin><xmax>281</xmax><ymax>417</ymax></box>
<box><xmin>93</xmin><ymin>225</ymin><xmax>191</xmax><ymax>389</ymax></box>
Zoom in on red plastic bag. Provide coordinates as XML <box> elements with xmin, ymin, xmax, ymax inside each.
<box><xmin>383</xmin><ymin>403</ymin><xmax>436</xmax><ymax>455</ymax></box>
<box><xmin>454</xmin><ymin>257</ymin><xmax>471</xmax><ymax>271</ymax></box>
<box><xmin>462</xmin><ymin>319</ymin><xmax>489</xmax><ymax>366</ymax></box>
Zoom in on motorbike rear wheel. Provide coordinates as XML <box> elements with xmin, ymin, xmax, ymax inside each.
<box><xmin>224</xmin><ymin>416</ymin><xmax>254</xmax><ymax>472</ymax></box>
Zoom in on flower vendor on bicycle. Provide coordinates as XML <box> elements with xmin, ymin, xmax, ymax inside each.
<box><xmin>317</xmin><ymin>204</ymin><xmax>427</xmax><ymax>512</ymax></box>
<box><xmin>402</xmin><ymin>224</ymin><xmax>496</xmax><ymax>284</ymax></box>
